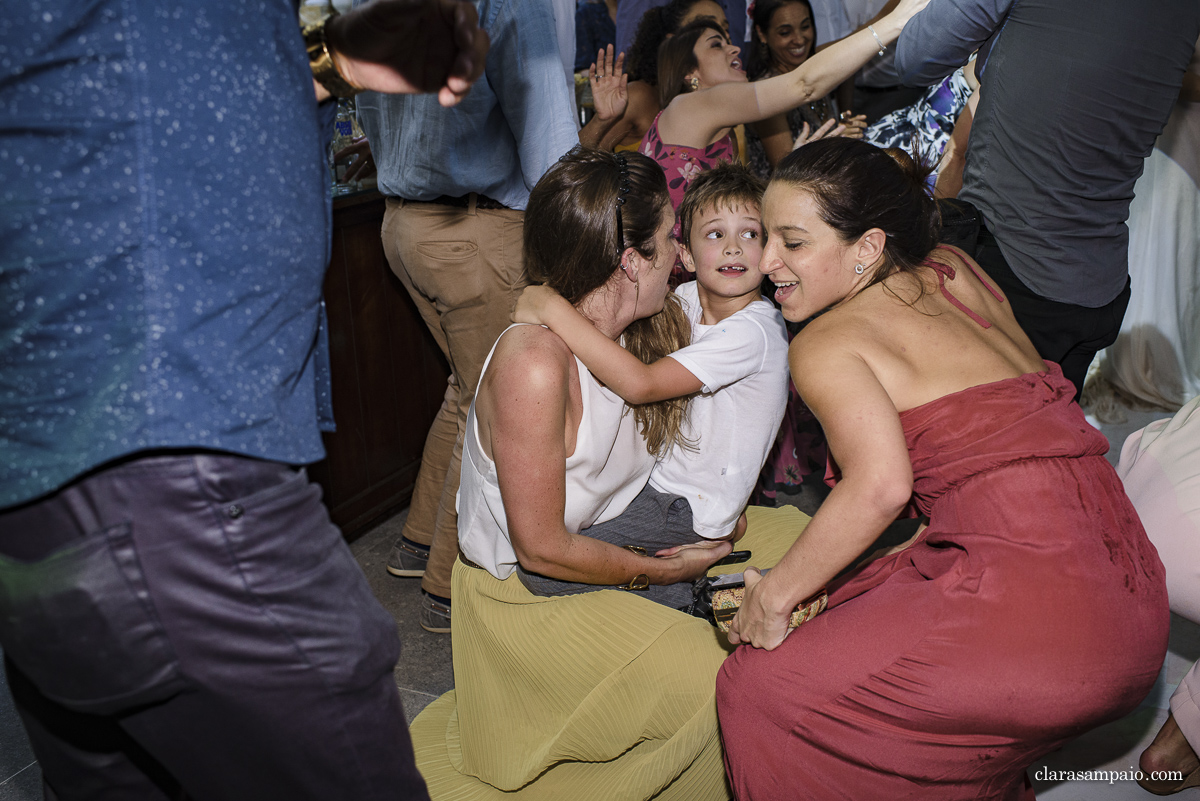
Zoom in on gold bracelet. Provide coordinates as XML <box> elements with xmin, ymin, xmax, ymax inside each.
<box><xmin>617</xmin><ymin>546</ymin><xmax>650</xmax><ymax>590</ymax></box>
<box><xmin>617</xmin><ymin>574</ymin><xmax>650</xmax><ymax>591</ymax></box>
<box><xmin>303</xmin><ymin>15</ymin><xmax>362</xmax><ymax>98</ymax></box>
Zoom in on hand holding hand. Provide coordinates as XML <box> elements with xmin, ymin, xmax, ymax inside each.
<box><xmin>513</xmin><ymin>285</ymin><xmax>568</xmax><ymax>326</ymax></box>
<box><xmin>793</xmin><ymin>118</ymin><xmax>846</xmax><ymax>150</ymax></box>
<box><xmin>726</xmin><ymin>568</ymin><xmax>793</xmax><ymax>650</ymax></box>
<box><xmin>328</xmin><ymin>0</ymin><xmax>490</xmax><ymax>107</ymax></box>
<box><xmin>333</xmin><ymin>137</ymin><xmax>377</xmax><ymax>182</ymax></box>
<box><xmin>887</xmin><ymin>0</ymin><xmax>932</xmax><ymax>30</ymax></box>
<box><xmin>590</xmin><ymin>45</ymin><xmax>629</xmax><ymax>122</ymax></box>
<box><xmin>653</xmin><ymin>540</ymin><xmax>734</xmax><ymax>582</ymax></box>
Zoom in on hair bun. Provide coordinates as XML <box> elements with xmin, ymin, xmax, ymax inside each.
<box><xmin>882</xmin><ymin>146</ymin><xmax>936</xmax><ymax>197</ymax></box>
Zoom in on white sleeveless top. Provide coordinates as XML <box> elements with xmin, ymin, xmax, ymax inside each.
<box><xmin>457</xmin><ymin>325</ymin><xmax>655</xmax><ymax>580</ymax></box>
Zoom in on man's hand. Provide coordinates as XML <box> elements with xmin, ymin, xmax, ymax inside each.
<box><xmin>333</xmin><ymin>137</ymin><xmax>377</xmax><ymax>182</ymax></box>
<box><xmin>327</xmin><ymin>0</ymin><xmax>489</xmax><ymax>107</ymax></box>
<box><xmin>836</xmin><ymin>111</ymin><xmax>868</xmax><ymax>139</ymax></box>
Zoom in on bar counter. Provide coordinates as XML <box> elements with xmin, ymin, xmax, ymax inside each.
<box><xmin>309</xmin><ymin>189</ymin><xmax>449</xmax><ymax>540</ymax></box>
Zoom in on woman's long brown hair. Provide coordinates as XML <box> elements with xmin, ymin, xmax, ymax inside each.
<box><xmin>524</xmin><ymin>147</ymin><xmax>692</xmax><ymax>456</ymax></box>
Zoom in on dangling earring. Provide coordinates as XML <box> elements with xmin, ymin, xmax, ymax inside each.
<box><xmin>689</xmin><ymin>76</ymin><xmax>700</xmax><ymax>91</ymax></box>
<box><xmin>854</xmin><ymin>263</ymin><xmax>865</xmax><ymax>275</ymax></box>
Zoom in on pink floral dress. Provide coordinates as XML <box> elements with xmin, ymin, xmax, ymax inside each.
<box><xmin>639</xmin><ymin>111</ymin><xmax>736</xmax><ymax>214</ymax></box>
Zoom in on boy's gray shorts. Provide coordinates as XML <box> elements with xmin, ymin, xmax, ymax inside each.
<box><xmin>516</xmin><ymin>482</ymin><xmax>699</xmax><ymax>610</ymax></box>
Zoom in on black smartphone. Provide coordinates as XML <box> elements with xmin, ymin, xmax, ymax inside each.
<box><xmin>712</xmin><ymin>550</ymin><xmax>751</xmax><ymax>567</ymax></box>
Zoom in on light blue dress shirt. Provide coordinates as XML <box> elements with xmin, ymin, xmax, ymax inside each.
<box><xmin>356</xmin><ymin>0</ymin><xmax>579</xmax><ymax>211</ymax></box>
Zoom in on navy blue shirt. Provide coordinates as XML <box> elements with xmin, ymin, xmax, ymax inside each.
<box><xmin>1</xmin><ymin>0</ymin><xmax>337</xmax><ymax>508</ymax></box>
<box><xmin>575</xmin><ymin>2</ymin><xmax>616</xmax><ymax>72</ymax></box>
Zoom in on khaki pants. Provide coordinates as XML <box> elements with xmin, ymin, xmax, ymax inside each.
<box><xmin>381</xmin><ymin>197</ymin><xmax>527</xmax><ymax>598</ymax></box>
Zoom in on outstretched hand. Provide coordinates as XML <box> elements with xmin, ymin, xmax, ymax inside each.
<box><xmin>328</xmin><ymin>0</ymin><xmax>489</xmax><ymax>107</ymax></box>
<box><xmin>793</xmin><ymin>117</ymin><xmax>847</xmax><ymax>150</ymax></box>
<box><xmin>590</xmin><ymin>45</ymin><xmax>628</xmax><ymax>122</ymax></box>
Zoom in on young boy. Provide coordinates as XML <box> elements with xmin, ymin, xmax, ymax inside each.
<box><xmin>514</xmin><ymin>163</ymin><xmax>789</xmax><ymax>540</ymax></box>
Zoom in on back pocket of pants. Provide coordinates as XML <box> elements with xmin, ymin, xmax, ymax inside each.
<box><xmin>0</xmin><ymin>523</ymin><xmax>186</xmax><ymax>714</ymax></box>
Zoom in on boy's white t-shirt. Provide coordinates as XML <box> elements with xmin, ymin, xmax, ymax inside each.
<box><xmin>651</xmin><ymin>281</ymin><xmax>790</xmax><ymax>538</ymax></box>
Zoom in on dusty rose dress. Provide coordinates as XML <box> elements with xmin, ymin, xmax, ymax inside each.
<box><xmin>717</xmin><ymin>258</ymin><xmax>1169</xmax><ymax>800</ymax></box>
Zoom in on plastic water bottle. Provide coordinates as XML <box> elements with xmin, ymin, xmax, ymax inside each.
<box><xmin>330</xmin><ymin>98</ymin><xmax>363</xmax><ymax>195</ymax></box>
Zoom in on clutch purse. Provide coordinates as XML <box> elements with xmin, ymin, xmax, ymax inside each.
<box><xmin>690</xmin><ymin>569</ymin><xmax>828</xmax><ymax>633</ymax></box>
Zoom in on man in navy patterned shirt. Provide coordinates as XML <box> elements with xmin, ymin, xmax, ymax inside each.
<box><xmin>0</xmin><ymin>0</ymin><xmax>484</xmax><ymax>797</ymax></box>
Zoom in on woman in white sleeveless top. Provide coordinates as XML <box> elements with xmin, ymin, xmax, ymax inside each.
<box><xmin>410</xmin><ymin>148</ymin><xmax>806</xmax><ymax>801</ymax></box>
<box><xmin>457</xmin><ymin>149</ymin><xmax>731</xmax><ymax>587</ymax></box>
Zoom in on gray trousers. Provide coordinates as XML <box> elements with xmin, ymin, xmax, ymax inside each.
<box><xmin>0</xmin><ymin>452</ymin><xmax>427</xmax><ymax>801</ymax></box>
<box><xmin>517</xmin><ymin>484</ymin><xmax>699</xmax><ymax>609</ymax></box>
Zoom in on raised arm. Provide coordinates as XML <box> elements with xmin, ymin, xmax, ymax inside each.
<box><xmin>661</xmin><ymin>0</ymin><xmax>931</xmax><ymax>145</ymax></box>
<box><xmin>753</xmin><ymin>0</ymin><xmax>932</xmax><ymax>119</ymax></box>
<box><xmin>513</xmin><ymin>286</ymin><xmax>702</xmax><ymax>403</ymax></box>
<box><xmin>483</xmin><ymin>327</ymin><xmax>726</xmax><ymax>584</ymax></box>
<box><xmin>894</xmin><ymin>0</ymin><xmax>1014</xmax><ymax>87</ymax></box>
<box><xmin>579</xmin><ymin>47</ymin><xmax>629</xmax><ymax>148</ymax></box>
<box><xmin>727</xmin><ymin>328</ymin><xmax>913</xmax><ymax>650</ymax></box>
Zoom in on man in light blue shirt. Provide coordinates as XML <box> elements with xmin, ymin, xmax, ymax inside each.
<box><xmin>355</xmin><ymin>0</ymin><xmax>579</xmax><ymax>632</ymax></box>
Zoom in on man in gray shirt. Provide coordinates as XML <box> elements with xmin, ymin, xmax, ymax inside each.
<box><xmin>896</xmin><ymin>0</ymin><xmax>1200</xmax><ymax>398</ymax></box>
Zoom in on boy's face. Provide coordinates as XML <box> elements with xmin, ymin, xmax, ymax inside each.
<box><xmin>681</xmin><ymin>201</ymin><xmax>765</xmax><ymax>299</ymax></box>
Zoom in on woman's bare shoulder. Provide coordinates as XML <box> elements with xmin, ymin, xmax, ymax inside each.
<box><xmin>478</xmin><ymin>327</ymin><xmax>576</xmax><ymax>438</ymax></box>
<box><xmin>488</xmin><ymin>325</ymin><xmax>574</xmax><ymax>383</ymax></box>
<box><xmin>788</xmin><ymin>289</ymin><xmax>924</xmax><ymax>386</ymax></box>
<box><xmin>788</xmin><ymin>311</ymin><xmax>871</xmax><ymax>376</ymax></box>
<box><xmin>926</xmin><ymin>245</ymin><xmax>1006</xmax><ymax>300</ymax></box>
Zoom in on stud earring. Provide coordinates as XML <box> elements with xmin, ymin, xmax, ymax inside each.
<box><xmin>854</xmin><ymin>263</ymin><xmax>865</xmax><ymax>275</ymax></box>
<box><xmin>689</xmin><ymin>76</ymin><xmax>699</xmax><ymax>90</ymax></box>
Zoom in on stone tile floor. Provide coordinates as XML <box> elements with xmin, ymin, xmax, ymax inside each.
<box><xmin>1</xmin><ymin>405</ymin><xmax>1197</xmax><ymax>799</ymax></box>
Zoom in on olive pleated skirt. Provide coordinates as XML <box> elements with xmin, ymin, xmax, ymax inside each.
<box><xmin>409</xmin><ymin>505</ymin><xmax>808</xmax><ymax>800</ymax></box>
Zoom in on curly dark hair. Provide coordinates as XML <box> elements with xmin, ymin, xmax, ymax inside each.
<box><xmin>626</xmin><ymin>0</ymin><xmax>728</xmax><ymax>85</ymax></box>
